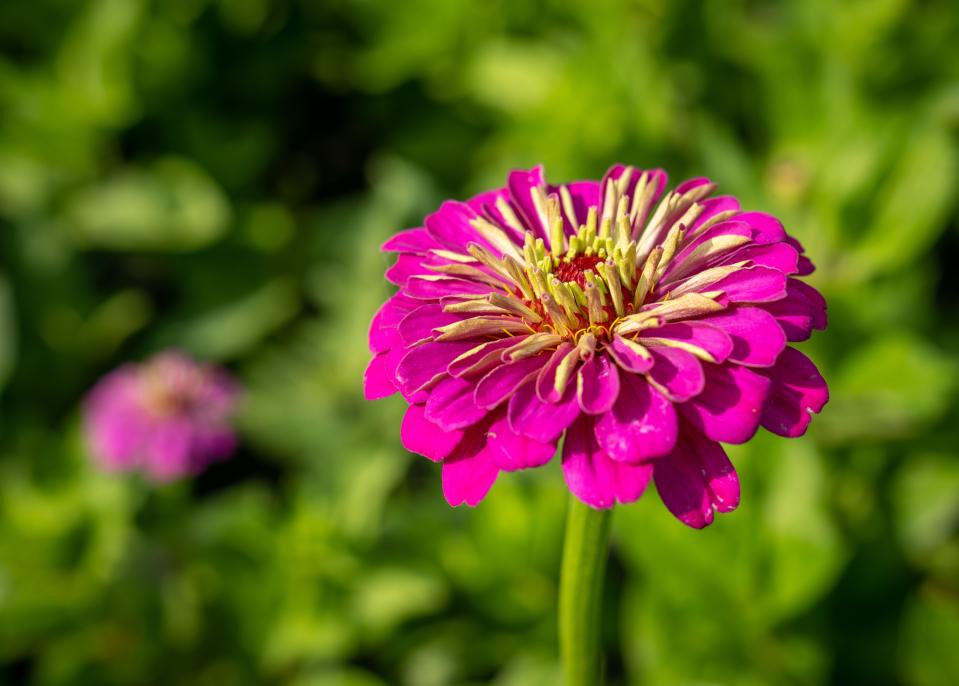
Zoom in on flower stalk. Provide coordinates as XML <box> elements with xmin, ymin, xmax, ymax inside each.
<box><xmin>560</xmin><ymin>495</ymin><xmax>613</xmax><ymax>686</ymax></box>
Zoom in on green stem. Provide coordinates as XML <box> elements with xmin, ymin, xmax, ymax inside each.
<box><xmin>559</xmin><ymin>495</ymin><xmax>613</xmax><ymax>686</ymax></box>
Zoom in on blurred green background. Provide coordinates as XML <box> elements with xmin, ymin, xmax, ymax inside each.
<box><xmin>1</xmin><ymin>0</ymin><xmax>958</xmax><ymax>684</ymax></box>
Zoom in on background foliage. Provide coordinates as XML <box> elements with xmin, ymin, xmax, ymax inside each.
<box><xmin>1</xmin><ymin>0</ymin><xmax>958</xmax><ymax>684</ymax></box>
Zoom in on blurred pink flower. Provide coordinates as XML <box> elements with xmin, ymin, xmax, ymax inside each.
<box><xmin>365</xmin><ymin>165</ymin><xmax>828</xmax><ymax>528</ymax></box>
<box><xmin>83</xmin><ymin>351</ymin><xmax>239</xmax><ymax>482</ymax></box>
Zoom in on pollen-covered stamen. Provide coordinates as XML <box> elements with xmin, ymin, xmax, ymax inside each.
<box><xmin>585</xmin><ymin>281</ymin><xmax>606</xmax><ymax>327</ymax></box>
<box><xmin>633</xmin><ymin>246</ymin><xmax>662</xmax><ymax>308</ymax></box>
<box><xmin>597</xmin><ymin>259</ymin><xmax>625</xmax><ymax>317</ymax></box>
<box><xmin>498</xmin><ymin>194</ymin><xmax>689</xmax><ymax>335</ymax></box>
<box><xmin>452</xmin><ymin>168</ymin><xmax>737</xmax><ymax>342</ymax></box>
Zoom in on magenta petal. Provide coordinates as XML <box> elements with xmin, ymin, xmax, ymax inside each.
<box><xmin>690</xmin><ymin>195</ymin><xmax>740</xmax><ymax>232</ymax></box>
<box><xmin>474</xmin><ymin>356</ymin><xmax>545</xmax><ymax>409</ymax></box>
<box><xmin>442</xmin><ymin>425</ymin><xmax>499</xmax><ymax>507</ymax></box>
<box><xmin>639</xmin><ymin>321</ymin><xmax>733</xmax><ymax>363</ymax></box>
<box><xmin>466</xmin><ymin>186</ymin><xmax>509</xmax><ymax>214</ymax></box>
<box><xmin>787</xmin><ymin>279</ymin><xmax>828</xmax><ymax>331</ymax></box>
<box><xmin>468</xmin><ymin>189</ymin><xmax>526</xmax><ymax>244</ymax></box>
<box><xmin>738</xmin><ymin>211</ymin><xmax>787</xmax><ymax>244</ymax></box>
<box><xmin>425</xmin><ymin>201</ymin><xmax>485</xmax><ymax>252</ymax></box>
<box><xmin>369</xmin><ymin>292</ymin><xmax>418</xmax><ymax>354</ymax></box>
<box><xmin>398</xmin><ymin>304</ymin><xmax>462</xmax><ymax>345</ymax></box>
<box><xmin>693</xmin><ymin>431</ymin><xmax>740</xmax><ymax>513</ymax></box>
<box><xmin>790</xmin><ymin>279</ymin><xmax>827</xmax><ymax>329</ymax></box>
<box><xmin>424</xmin><ymin>375</ymin><xmax>487</xmax><ymax>430</ymax></box>
<box><xmin>785</xmin><ymin>235</ymin><xmax>815</xmax><ymax>275</ymax></box>
<box><xmin>679</xmin><ymin>364</ymin><xmax>771</xmax><ymax>444</ymax></box>
<box><xmin>396</xmin><ymin>341</ymin><xmax>476</xmax><ymax>396</ymax></box>
<box><xmin>508</xmin><ymin>381</ymin><xmax>581</xmax><ymax>442</ymax></box>
<box><xmin>631</xmin><ymin>169</ymin><xmax>668</xmax><ymax>227</ymax></box>
<box><xmin>562</xmin><ymin>416</ymin><xmax>654</xmax><ymax>509</ymax></box>
<box><xmin>763</xmin><ymin>298</ymin><xmax>813</xmax><ymax>342</ymax></box>
<box><xmin>764</xmin><ymin>279</ymin><xmax>827</xmax><ymax>342</ymax></box>
<box><xmin>646</xmin><ymin>346</ymin><xmax>705</xmax><ymax>402</ymax></box>
<box><xmin>89</xmin><ymin>401</ymin><xmax>143</xmax><ymax>469</ymax></box>
<box><xmin>447</xmin><ymin>337</ymin><xmax>522</xmax><ymax>377</ymax></box>
<box><xmin>486</xmin><ymin>414</ymin><xmax>557</xmax><ymax>471</ymax></box>
<box><xmin>401</xmin><ymin>404</ymin><xmax>463</xmax><ymax>462</ymax></box>
<box><xmin>647</xmin><ymin>169</ymin><xmax>668</xmax><ymax>196</ymax></box>
<box><xmin>386</xmin><ymin>253</ymin><xmax>431</xmax><ymax>286</ymax></box>
<box><xmin>507</xmin><ymin>167</ymin><xmax>547</xmax><ymax>238</ymax></box>
<box><xmin>606</xmin><ymin>336</ymin><xmax>654</xmax><ymax>373</ymax></box>
<box><xmin>711</xmin><ymin>266</ymin><xmax>788</xmax><ymax>304</ymax></box>
<box><xmin>723</xmin><ymin>242</ymin><xmax>800</xmax><ymax>274</ymax></box>
<box><xmin>700</xmin><ymin>306</ymin><xmax>786</xmax><ymax>367</ymax></box>
<box><xmin>759</xmin><ymin>347</ymin><xmax>829</xmax><ymax>437</ymax></box>
<box><xmin>666</xmin><ymin>221</ymin><xmax>752</xmax><ymax>281</ymax></box>
<box><xmin>653</xmin><ymin>447</ymin><xmax>713</xmax><ymax>529</ymax></box>
<box><xmin>536</xmin><ymin>343</ymin><xmax>578</xmax><ymax>402</ymax></box>
<box><xmin>146</xmin><ymin>419</ymin><xmax>193</xmax><ymax>481</ymax></box>
<box><xmin>553</xmin><ymin>180</ymin><xmax>600</xmax><ymax>230</ymax></box>
<box><xmin>382</xmin><ymin>227</ymin><xmax>439</xmax><ymax>253</ymax></box>
<box><xmin>600</xmin><ymin>162</ymin><xmax>629</xmax><ymax>183</ymax></box>
<box><xmin>364</xmin><ymin>350</ymin><xmax>400</xmax><ymax>400</ymax></box>
<box><xmin>653</xmin><ymin>427</ymin><xmax>739</xmax><ymax>528</ymax></box>
<box><xmin>675</xmin><ymin>176</ymin><xmax>714</xmax><ymax>194</ymax></box>
<box><xmin>595</xmin><ymin>373</ymin><xmax>677</xmax><ymax>462</ymax></box>
<box><xmin>405</xmin><ymin>276</ymin><xmax>494</xmax><ymax>300</ymax></box>
<box><xmin>402</xmin><ymin>387</ymin><xmax>428</xmax><ymax>405</ymax></box>
<box><xmin>598</xmin><ymin>165</ymin><xmax>638</xmax><ymax>219</ymax></box>
<box><xmin>577</xmin><ymin>353</ymin><xmax>621</xmax><ymax>414</ymax></box>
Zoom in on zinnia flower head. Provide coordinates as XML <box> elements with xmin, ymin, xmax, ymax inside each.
<box><xmin>83</xmin><ymin>350</ymin><xmax>239</xmax><ymax>482</ymax></box>
<box><xmin>366</xmin><ymin>165</ymin><xmax>827</xmax><ymax>528</ymax></box>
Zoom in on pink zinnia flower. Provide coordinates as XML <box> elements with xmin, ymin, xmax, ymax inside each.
<box><xmin>365</xmin><ymin>165</ymin><xmax>827</xmax><ymax>528</ymax></box>
<box><xmin>83</xmin><ymin>351</ymin><xmax>240</xmax><ymax>482</ymax></box>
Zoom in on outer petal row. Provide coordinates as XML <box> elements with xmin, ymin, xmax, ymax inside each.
<box><xmin>652</xmin><ymin>423</ymin><xmax>740</xmax><ymax>528</ymax></box>
<box><xmin>369</xmin><ymin>163</ymin><xmax>827</xmax><ymax>527</ymax></box>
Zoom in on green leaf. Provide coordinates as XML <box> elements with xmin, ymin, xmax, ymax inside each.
<box><xmin>759</xmin><ymin>441</ymin><xmax>845</xmax><ymax>621</ymax></box>
<box><xmin>0</xmin><ymin>276</ymin><xmax>16</xmax><ymax>392</ymax></box>
<box><xmin>159</xmin><ymin>279</ymin><xmax>298</xmax><ymax>360</ymax></box>
<box><xmin>850</xmin><ymin>124</ymin><xmax>958</xmax><ymax>278</ymax></box>
<box><xmin>67</xmin><ymin>157</ymin><xmax>231</xmax><ymax>251</ymax></box>
<box><xmin>901</xmin><ymin>591</ymin><xmax>959</xmax><ymax>686</ymax></box>
<box><xmin>821</xmin><ymin>333</ymin><xmax>959</xmax><ymax>443</ymax></box>
<box><xmin>352</xmin><ymin>568</ymin><xmax>447</xmax><ymax>640</ymax></box>
<box><xmin>893</xmin><ymin>452</ymin><xmax>959</xmax><ymax>561</ymax></box>
<box><xmin>293</xmin><ymin>669</ymin><xmax>387</xmax><ymax>686</ymax></box>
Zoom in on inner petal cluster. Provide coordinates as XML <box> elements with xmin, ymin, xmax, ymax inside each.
<box><xmin>459</xmin><ymin>169</ymin><xmax>730</xmax><ymax>347</ymax></box>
